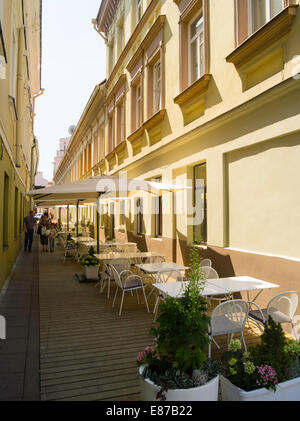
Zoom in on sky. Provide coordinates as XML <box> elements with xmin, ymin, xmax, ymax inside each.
<box><xmin>34</xmin><ymin>0</ymin><xmax>106</xmax><ymax>181</ymax></box>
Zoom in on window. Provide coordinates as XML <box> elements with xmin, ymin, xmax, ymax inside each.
<box><xmin>99</xmin><ymin>124</ymin><xmax>105</xmax><ymax>159</ymax></box>
<box><xmin>177</xmin><ymin>0</ymin><xmax>209</xmax><ymax>93</ymax></box>
<box><xmin>108</xmin><ymin>112</ymin><xmax>115</xmax><ymax>154</ymax></box>
<box><xmin>153</xmin><ymin>177</ymin><xmax>162</xmax><ymax>238</ymax></box>
<box><xmin>189</xmin><ymin>14</ymin><xmax>204</xmax><ymax>84</ymax></box>
<box><xmin>235</xmin><ymin>0</ymin><xmax>286</xmax><ymax>46</ymax></box>
<box><xmin>193</xmin><ymin>163</ymin><xmax>207</xmax><ymax>244</ymax></box>
<box><xmin>116</xmin><ymin>100</ymin><xmax>125</xmax><ymax>145</ymax></box>
<box><xmin>137</xmin><ymin>198</ymin><xmax>143</xmax><ymax>234</ymax></box>
<box><xmin>3</xmin><ymin>173</ymin><xmax>9</xmax><ymax>248</ymax></box>
<box><xmin>14</xmin><ymin>187</ymin><xmax>18</xmax><ymax>239</ymax></box>
<box><xmin>110</xmin><ymin>202</ymin><xmax>115</xmax><ymax>238</ymax></box>
<box><xmin>88</xmin><ymin>142</ymin><xmax>92</xmax><ymax>171</ymax></box>
<box><xmin>19</xmin><ymin>192</ymin><xmax>23</xmax><ymax>233</ymax></box>
<box><xmin>9</xmin><ymin>30</ymin><xmax>17</xmax><ymax>97</ymax></box>
<box><xmin>120</xmin><ymin>200</ymin><xmax>125</xmax><ymax>225</ymax></box>
<box><xmin>137</xmin><ymin>0</ymin><xmax>142</xmax><ymax>23</ymax></box>
<box><xmin>249</xmin><ymin>0</ymin><xmax>284</xmax><ymax>34</ymax></box>
<box><xmin>136</xmin><ymin>84</ymin><xmax>142</xmax><ymax>129</ymax></box>
<box><xmin>153</xmin><ymin>61</ymin><xmax>161</xmax><ymax>114</ymax></box>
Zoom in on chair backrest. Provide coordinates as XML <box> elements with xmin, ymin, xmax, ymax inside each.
<box><xmin>267</xmin><ymin>291</ymin><xmax>299</xmax><ymax>320</ymax></box>
<box><xmin>201</xmin><ymin>266</ymin><xmax>219</xmax><ymax>280</ymax></box>
<box><xmin>200</xmin><ymin>258</ymin><xmax>212</xmax><ymax>268</ymax></box>
<box><xmin>144</xmin><ymin>256</ymin><xmax>166</xmax><ymax>263</ymax></box>
<box><xmin>110</xmin><ymin>258</ymin><xmax>131</xmax><ymax>274</ymax></box>
<box><xmin>107</xmin><ymin>264</ymin><xmax>123</xmax><ymax>289</ymax></box>
<box><xmin>156</xmin><ymin>270</ymin><xmax>183</xmax><ymax>284</ymax></box>
<box><xmin>211</xmin><ymin>299</ymin><xmax>249</xmax><ymax>333</ymax></box>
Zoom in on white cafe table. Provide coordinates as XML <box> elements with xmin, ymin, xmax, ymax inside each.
<box><xmin>153</xmin><ymin>276</ymin><xmax>279</xmax><ymax>302</ymax></box>
<box><xmin>95</xmin><ymin>251</ymin><xmax>165</xmax><ymax>263</ymax></box>
<box><xmin>153</xmin><ymin>281</ymin><xmax>230</xmax><ymax>299</ymax></box>
<box><xmin>135</xmin><ymin>262</ymin><xmax>189</xmax><ymax>301</ymax></box>
<box><xmin>135</xmin><ymin>262</ymin><xmax>189</xmax><ymax>274</ymax></box>
<box><xmin>207</xmin><ymin>276</ymin><xmax>280</xmax><ymax>302</ymax></box>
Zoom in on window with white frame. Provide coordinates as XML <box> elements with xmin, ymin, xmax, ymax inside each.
<box><xmin>137</xmin><ymin>0</ymin><xmax>142</xmax><ymax>23</ymax></box>
<box><xmin>136</xmin><ymin>83</ymin><xmax>142</xmax><ymax>129</ymax></box>
<box><xmin>9</xmin><ymin>30</ymin><xmax>17</xmax><ymax>97</ymax></box>
<box><xmin>153</xmin><ymin>61</ymin><xmax>161</xmax><ymax>114</ymax></box>
<box><xmin>189</xmin><ymin>13</ymin><xmax>204</xmax><ymax>85</ymax></box>
<box><xmin>249</xmin><ymin>0</ymin><xmax>284</xmax><ymax>34</ymax></box>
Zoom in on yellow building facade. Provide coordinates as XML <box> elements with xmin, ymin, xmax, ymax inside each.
<box><xmin>0</xmin><ymin>0</ymin><xmax>42</xmax><ymax>288</ymax></box>
<box><xmin>54</xmin><ymin>0</ymin><xmax>300</xmax><ymax>305</ymax></box>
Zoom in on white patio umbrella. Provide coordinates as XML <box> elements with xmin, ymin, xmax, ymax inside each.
<box><xmin>26</xmin><ymin>175</ymin><xmax>189</xmax><ymax>253</ymax></box>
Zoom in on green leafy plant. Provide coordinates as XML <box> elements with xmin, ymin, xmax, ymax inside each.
<box><xmin>88</xmin><ymin>246</ymin><xmax>96</xmax><ymax>256</ymax></box>
<box><xmin>250</xmin><ymin>317</ymin><xmax>291</xmax><ymax>382</ymax></box>
<box><xmin>79</xmin><ymin>253</ymin><xmax>99</xmax><ymax>267</ymax></box>
<box><xmin>222</xmin><ymin>319</ymin><xmax>300</xmax><ymax>393</ymax></box>
<box><xmin>222</xmin><ymin>339</ymin><xmax>259</xmax><ymax>391</ymax></box>
<box><xmin>106</xmin><ymin>237</ymin><xmax>113</xmax><ymax>242</ymax></box>
<box><xmin>138</xmin><ymin>246</ymin><xmax>220</xmax><ymax>397</ymax></box>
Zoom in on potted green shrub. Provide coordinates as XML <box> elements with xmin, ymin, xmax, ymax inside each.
<box><xmin>220</xmin><ymin>318</ymin><xmax>300</xmax><ymax>401</ymax></box>
<box><xmin>79</xmin><ymin>246</ymin><xmax>100</xmax><ymax>280</ymax></box>
<box><xmin>137</xmin><ymin>247</ymin><xmax>222</xmax><ymax>401</ymax></box>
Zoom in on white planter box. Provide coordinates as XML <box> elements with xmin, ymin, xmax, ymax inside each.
<box><xmin>84</xmin><ymin>265</ymin><xmax>100</xmax><ymax>280</ymax></box>
<box><xmin>139</xmin><ymin>366</ymin><xmax>219</xmax><ymax>401</ymax></box>
<box><xmin>220</xmin><ymin>375</ymin><xmax>300</xmax><ymax>401</ymax></box>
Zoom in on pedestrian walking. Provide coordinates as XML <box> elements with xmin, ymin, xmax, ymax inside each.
<box><xmin>23</xmin><ymin>210</ymin><xmax>36</xmax><ymax>252</ymax></box>
<box><xmin>49</xmin><ymin>223</ymin><xmax>56</xmax><ymax>253</ymax></box>
<box><xmin>38</xmin><ymin>212</ymin><xmax>52</xmax><ymax>252</ymax></box>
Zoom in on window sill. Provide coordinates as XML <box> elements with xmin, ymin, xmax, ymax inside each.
<box><xmin>143</xmin><ymin>109</ymin><xmax>166</xmax><ymax>132</ymax></box>
<box><xmin>127</xmin><ymin>127</ymin><xmax>144</xmax><ymax>144</ymax></box>
<box><xmin>226</xmin><ymin>5</ymin><xmax>298</xmax><ymax>68</ymax></box>
<box><xmin>174</xmin><ymin>74</ymin><xmax>211</xmax><ymax>125</ymax></box>
<box><xmin>174</xmin><ymin>75</ymin><xmax>212</xmax><ymax>107</ymax></box>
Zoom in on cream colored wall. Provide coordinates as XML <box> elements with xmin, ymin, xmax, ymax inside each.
<box><xmin>0</xmin><ymin>0</ymin><xmax>40</xmax><ymax>288</ymax></box>
<box><xmin>226</xmin><ymin>132</ymin><xmax>300</xmax><ymax>258</ymax></box>
<box><xmin>101</xmin><ymin>0</ymin><xmax>300</xmax><ymax>178</ymax></box>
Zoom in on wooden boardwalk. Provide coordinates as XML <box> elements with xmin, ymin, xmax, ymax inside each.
<box><xmin>39</xmin><ymin>247</ymin><xmax>268</xmax><ymax>401</ymax></box>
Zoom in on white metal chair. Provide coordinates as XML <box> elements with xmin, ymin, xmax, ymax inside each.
<box><xmin>103</xmin><ymin>258</ymin><xmax>131</xmax><ymax>298</ymax></box>
<box><xmin>201</xmin><ymin>266</ymin><xmax>233</xmax><ymax>303</ymax></box>
<box><xmin>153</xmin><ymin>270</ymin><xmax>183</xmax><ymax>321</ymax></box>
<box><xmin>208</xmin><ymin>299</ymin><xmax>249</xmax><ymax>358</ymax></box>
<box><xmin>248</xmin><ymin>291</ymin><xmax>299</xmax><ymax>338</ymax></box>
<box><xmin>109</xmin><ymin>264</ymin><xmax>150</xmax><ymax>316</ymax></box>
<box><xmin>200</xmin><ymin>258</ymin><xmax>212</xmax><ymax>268</ymax></box>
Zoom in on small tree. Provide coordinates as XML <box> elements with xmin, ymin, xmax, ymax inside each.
<box><xmin>88</xmin><ymin>246</ymin><xmax>96</xmax><ymax>256</ymax></box>
<box><xmin>151</xmin><ymin>246</ymin><xmax>210</xmax><ymax>374</ymax></box>
<box><xmin>250</xmin><ymin>316</ymin><xmax>291</xmax><ymax>382</ymax></box>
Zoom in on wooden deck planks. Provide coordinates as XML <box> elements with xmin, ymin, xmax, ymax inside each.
<box><xmin>39</xmin><ymin>247</ymin><xmax>267</xmax><ymax>401</ymax></box>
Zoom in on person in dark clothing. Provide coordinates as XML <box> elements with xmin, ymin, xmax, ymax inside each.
<box><xmin>23</xmin><ymin>210</ymin><xmax>36</xmax><ymax>252</ymax></box>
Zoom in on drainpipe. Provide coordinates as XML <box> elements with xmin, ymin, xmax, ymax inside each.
<box><xmin>15</xmin><ymin>27</ymin><xmax>24</xmax><ymax>168</ymax></box>
<box><xmin>91</xmin><ymin>19</ymin><xmax>107</xmax><ymax>43</ymax></box>
<box><xmin>32</xmin><ymin>88</ymin><xmax>45</xmax><ymax>131</ymax></box>
<box><xmin>30</xmin><ymin>138</ymin><xmax>38</xmax><ymax>209</ymax></box>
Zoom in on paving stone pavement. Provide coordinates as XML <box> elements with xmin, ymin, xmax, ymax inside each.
<box><xmin>0</xmin><ymin>235</ymin><xmax>40</xmax><ymax>401</ymax></box>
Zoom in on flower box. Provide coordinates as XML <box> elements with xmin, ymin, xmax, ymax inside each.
<box><xmin>139</xmin><ymin>366</ymin><xmax>219</xmax><ymax>401</ymax></box>
<box><xmin>84</xmin><ymin>265</ymin><xmax>100</xmax><ymax>280</ymax></box>
<box><xmin>220</xmin><ymin>374</ymin><xmax>300</xmax><ymax>401</ymax></box>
